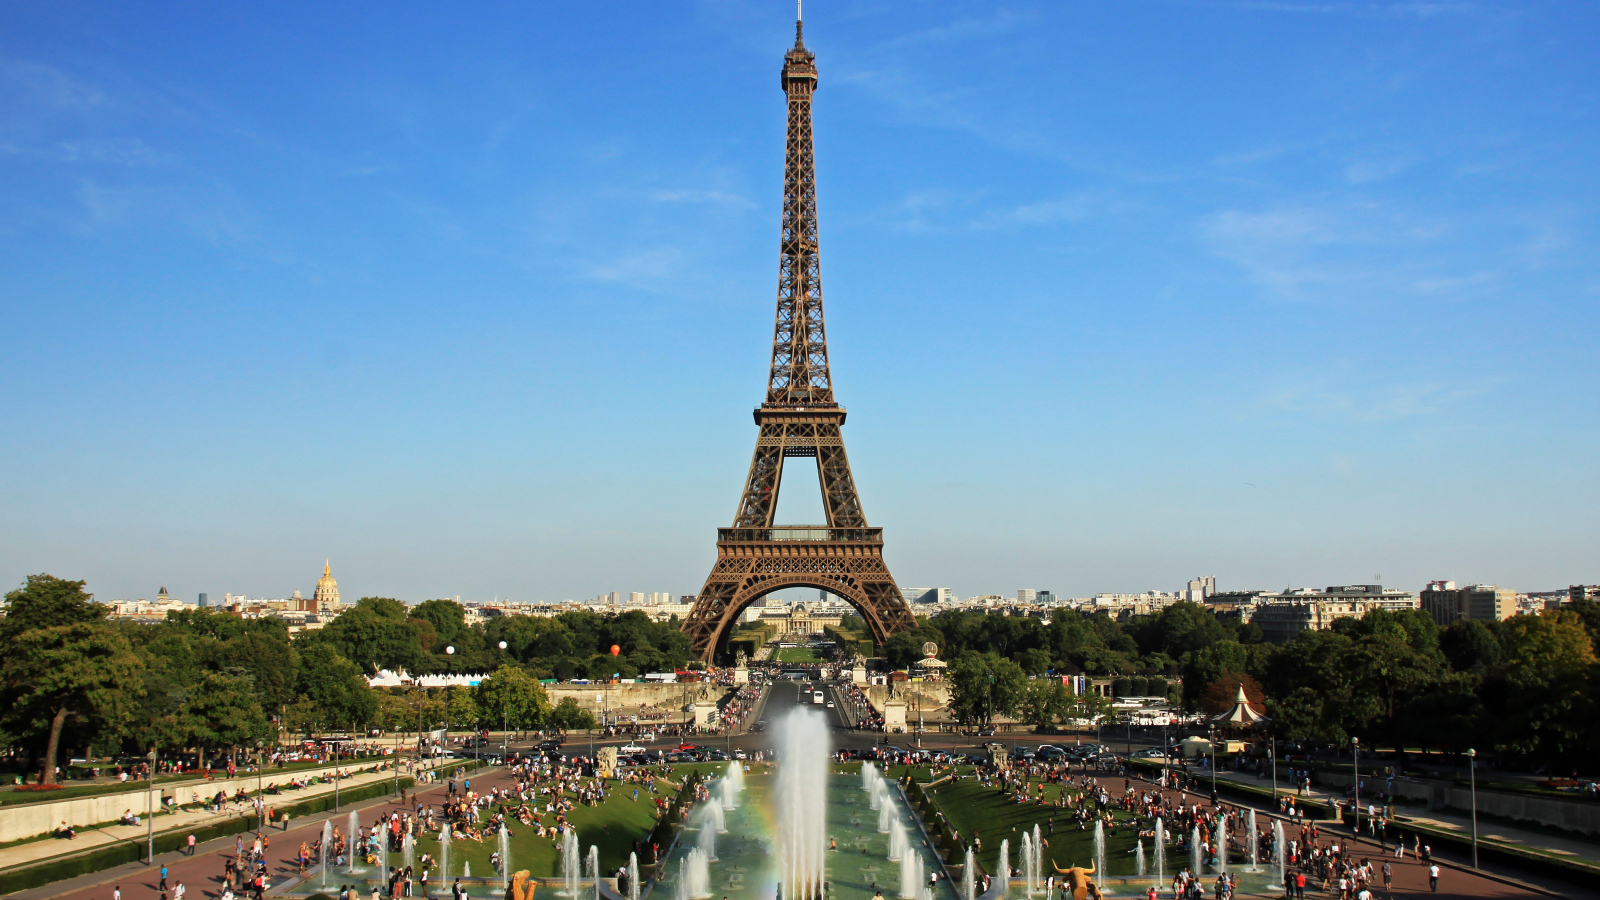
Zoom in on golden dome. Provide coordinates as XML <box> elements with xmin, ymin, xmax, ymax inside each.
<box><xmin>317</xmin><ymin>560</ymin><xmax>336</xmax><ymax>588</ymax></box>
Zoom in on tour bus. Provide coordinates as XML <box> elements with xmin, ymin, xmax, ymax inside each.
<box><xmin>812</xmin><ymin>691</ymin><xmax>825</xmax><ymax>705</ymax></box>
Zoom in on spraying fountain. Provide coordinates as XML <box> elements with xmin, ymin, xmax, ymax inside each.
<box><xmin>878</xmin><ymin>798</ymin><xmax>894</xmax><ymax>834</ymax></box>
<box><xmin>1217</xmin><ymin>813</ymin><xmax>1228</xmax><ymax>877</ymax></box>
<box><xmin>562</xmin><ymin>829</ymin><xmax>582</xmax><ymax>897</ymax></box>
<box><xmin>1190</xmin><ymin>825</ymin><xmax>1202</xmax><ymax>877</ymax></box>
<box><xmin>698</xmin><ymin>812</ymin><xmax>719</xmax><ymax>861</ymax></box>
<box><xmin>1247</xmin><ymin>809</ymin><xmax>1259</xmax><ymax>872</ymax></box>
<box><xmin>589</xmin><ymin>845</ymin><xmax>601</xmax><ymax>900</ymax></box>
<box><xmin>377</xmin><ymin>826</ymin><xmax>388</xmax><ymax>886</ymax></box>
<box><xmin>500</xmin><ymin>827</ymin><xmax>513</xmax><ymax>886</ymax></box>
<box><xmin>1273</xmin><ymin>820</ymin><xmax>1286</xmax><ymax>888</ymax></box>
<box><xmin>628</xmin><ymin>852</ymin><xmax>641</xmax><ymax>900</ymax></box>
<box><xmin>1092</xmin><ymin>821</ymin><xmax>1105</xmax><ymax>888</ymax></box>
<box><xmin>961</xmin><ymin>847</ymin><xmax>976</xmax><ymax>900</ymax></box>
<box><xmin>403</xmin><ymin>831</ymin><xmax>415</xmax><ymax>874</ymax></box>
<box><xmin>900</xmin><ymin>851</ymin><xmax>923</xmax><ymax>900</ymax></box>
<box><xmin>683</xmin><ymin>847</ymin><xmax>713</xmax><ymax>900</ymax></box>
<box><xmin>1154</xmin><ymin>818</ymin><xmax>1165</xmax><ymax>884</ymax></box>
<box><xmin>708</xmin><ymin>800</ymin><xmax>728</xmax><ymax>834</ymax></box>
<box><xmin>1136</xmin><ymin>841</ymin><xmax>1146</xmax><ymax>877</ymax></box>
<box><xmin>347</xmin><ymin>811</ymin><xmax>361</xmax><ymax>874</ymax></box>
<box><xmin>997</xmin><ymin>839</ymin><xmax>1010</xmax><ymax>899</ymax></box>
<box><xmin>320</xmin><ymin>819</ymin><xmax>333</xmax><ymax>890</ymax></box>
<box><xmin>888</xmin><ymin>819</ymin><xmax>907</xmax><ymax>861</ymax></box>
<box><xmin>1020</xmin><ymin>833</ymin><xmax>1035</xmax><ymax>896</ymax></box>
<box><xmin>776</xmin><ymin>708</ymin><xmax>828</xmax><ymax>900</ymax></box>
<box><xmin>465</xmin><ymin>861</ymin><xmax>472</xmax><ymax>878</ymax></box>
<box><xmin>440</xmin><ymin>824</ymin><xmax>452</xmax><ymax>891</ymax></box>
<box><xmin>1032</xmin><ymin>825</ymin><xmax>1042</xmax><ymax>893</ymax></box>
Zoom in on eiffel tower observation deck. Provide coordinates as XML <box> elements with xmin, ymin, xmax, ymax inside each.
<box><xmin>682</xmin><ymin>13</ymin><xmax>916</xmax><ymax>663</ymax></box>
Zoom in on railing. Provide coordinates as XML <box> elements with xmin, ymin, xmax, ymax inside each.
<box><xmin>717</xmin><ymin>526</ymin><xmax>882</xmax><ymax>543</ymax></box>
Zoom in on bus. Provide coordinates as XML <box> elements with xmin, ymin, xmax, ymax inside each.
<box><xmin>812</xmin><ymin>691</ymin><xmax>825</xmax><ymax>705</ymax></box>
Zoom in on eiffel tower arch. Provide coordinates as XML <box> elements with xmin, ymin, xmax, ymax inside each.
<box><xmin>683</xmin><ymin>17</ymin><xmax>917</xmax><ymax>663</ymax></box>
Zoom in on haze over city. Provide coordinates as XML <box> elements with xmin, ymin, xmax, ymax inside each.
<box><xmin>3</xmin><ymin>1</ymin><xmax>1597</xmax><ymax>603</ymax></box>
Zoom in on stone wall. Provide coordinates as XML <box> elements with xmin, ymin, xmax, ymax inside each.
<box><xmin>1315</xmin><ymin>770</ymin><xmax>1600</xmax><ymax>836</ymax></box>
<box><xmin>0</xmin><ymin>757</ymin><xmax>432</xmax><ymax>844</ymax></box>
<box><xmin>544</xmin><ymin>683</ymin><xmax>732</xmax><ymax>716</ymax></box>
<box><xmin>864</xmin><ymin>684</ymin><xmax>953</xmax><ymax>723</ymax></box>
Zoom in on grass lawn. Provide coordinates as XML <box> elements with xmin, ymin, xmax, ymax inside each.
<box><xmin>919</xmin><ymin>776</ymin><xmax>1164</xmax><ymax>878</ymax></box>
<box><xmin>771</xmin><ymin>648</ymin><xmax>822</xmax><ymax>663</ymax></box>
<box><xmin>411</xmin><ymin>764</ymin><xmax>731</xmax><ymax>879</ymax></box>
<box><xmin>0</xmin><ymin>756</ymin><xmax>400</xmax><ymax>808</ymax></box>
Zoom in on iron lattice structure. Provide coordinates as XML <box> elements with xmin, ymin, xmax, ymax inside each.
<box><xmin>683</xmin><ymin>20</ymin><xmax>916</xmax><ymax>663</ymax></box>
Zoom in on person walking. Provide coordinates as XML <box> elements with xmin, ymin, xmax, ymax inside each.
<box><xmin>187</xmin><ymin>833</ymin><xmax>197</xmax><ymax>856</ymax></box>
<box><xmin>159</xmin><ymin>864</ymin><xmax>169</xmax><ymax>892</ymax></box>
<box><xmin>1428</xmin><ymin>863</ymin><xmax>1440</xmax><ymax>892</ymax></box>
<box><xmin>1381</xmin><ymin>861</ymin><xmax>1391</xmax><ymax>890</ymax></box>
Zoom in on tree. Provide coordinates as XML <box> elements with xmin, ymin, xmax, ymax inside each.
<box><xmin>947</xmin><ymin>651</ymin><xmax>1027</xmax><ymax>726</ymax></box>
<box><xmin>313</xmin><ymin>601</ymin><xmax>426</xmax><ymax>673</ymax></box>
<box><xmin>412</xmin><ymin>600</ymin><xmax>469</xmax><ymax>650</ymax></box>
<box><xmin>444</xmin><ymin>685</ymin><xmax>479</xmax><ymax>732</ymax></box>
<box><xmin>294</xmin><ymin>644</ymin><xmax>377</xmax><ymax>734</ymax></box>
<box><xmin>1</xmin><ymin>623</ymin><xmax>143</xmax><ymax>784</ymax></box>
<box><xmin>476</xmin><ymin>666</ymin><xmax>552</xmax><ymax>730</ymax></box>
<box><xmin>1020</xmin><ymin>678</ymin><xmax>1072</xmax><ymax>730</ymax></box>
<box><xmin>1496</xmin><ymin>609</ymin><xmax>1597</xmax><ymax>765</ymax></box>
<box><xmin>549</xmin><ymin>697</ymin><xmax>595</xmax><ymax>730</ymax></box>
<box><xmin>187</xmin><ymin>672</ymin><xmax>273</xmax><ymax>764</ymax></box>
<box><xmin>0</xmin><ymin>574</ymin><xmax>106</xmax><ymax>640</ymax></box>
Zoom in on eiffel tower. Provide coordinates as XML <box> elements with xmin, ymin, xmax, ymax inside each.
<box><xmin>682</xmin><ymin>15</ymin><xmax>917</xmax><ymax>663</ymax></box>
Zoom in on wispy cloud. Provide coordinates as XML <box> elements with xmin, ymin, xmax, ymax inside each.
<box><xmin>650</xmin><ymin>189</ymin><xmax>755</xmax><ymax>208</ymax></box>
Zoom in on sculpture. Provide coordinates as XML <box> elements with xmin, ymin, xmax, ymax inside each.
<box><xmin>1049</xmin><ymin>860</ymin><xmax>1100</xmax><ymax>900</ymax></box>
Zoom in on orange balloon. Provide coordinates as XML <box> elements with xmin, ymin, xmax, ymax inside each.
<box><xmin>610</xmin><ymin>644</ymin><xmax>621</xmax><ymax>656</ymax></box>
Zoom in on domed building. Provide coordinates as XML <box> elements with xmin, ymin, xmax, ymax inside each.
<box><xmin>313</xmin><ymin>560</ymin><xmax>341</xmax><ymax>610</ymax></box>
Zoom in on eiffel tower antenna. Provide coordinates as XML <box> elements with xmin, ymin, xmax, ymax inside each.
<box><xmin>682</xmin><ymin>13</ymin><xmax>915</xmax><ymax>663</ymax></box>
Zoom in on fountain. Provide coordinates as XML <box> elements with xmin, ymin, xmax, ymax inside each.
<box><xmin>1154</xmin><ymin>818</ymin><xmax>1165</xmax><ymax>884</ymax></box>
<box><xmin>708</xmin><ymin>799</ymin><xmax>728</xmax><ymax>834</ymax></box>
<box><xmin>628</xmin><ymin>852</ymin><xmax>640</xmax><ymax>900</ymax></box>
<box><xmin>870</xmin><ymin>779</ymin><xmax>885</xmax><ymax>811</ymax></box>
<box><xmin>726</xmin><ymin>760</ymin><xmax>745</xmax><ymax>798</ymax></box>
<box><xmin>888</xmin><ymin>819</ymin><xmax>907</xmax><ymax>861</ymax></box>
<box><xmin>1217</xmin><ymin>813</ymin><xmax>1228</xmax><ymax>878</ymax></box>
<box><xmin>347</xmin><ymin>811</ymin><xmax>361</xmax><ymax>874</ymax></box>
<box><xmin>863</xmin><ymin>762</ymin><xmax>878</xmax><ymax>793</ymax></box>
<box><xmin>1273</xmin><ymin>820</ymin><xmax>1286</xmax><ymax>888</ymax></box>
<box><xmin>698</xmin><ymin>812</ymin><xmax>719</xmax><ymax>861</ymax></box>
<box><xmin>776</xmin><ymin>708</ymin><xmax>828</xmax><ymax>900</ymax></box>
<box><xmin>500</xmin><ymin>827</ymin><xmax>513</xmax><ymax>886</ymax></box>
<box><xmin>1032</xmin><ymin>826</ymin><xmax>1042</xmax><ymax>894</ymax></box>
<box><xmin>997</xmin><ymin>839</ymin><xmax>1009</xmax><ymax>898</ymax></box>
<box><xmin>961</xmin><ymin>847</ymin><xmax>976</xmax><ymax>900</ymax></box>
<box><xmin>320</xmin><ymin>819</ymin><xmax>333</xmax><ymax>890</ymax></box>
<box><xmin>683</xmin><ymin>847</ymin><xmax>713</xmax><ymax>900</ymax></box>
<box><xmin>1092</xmin><ymin>821</ymin><xmax>1105</xmax><ymax>888</ymax></box>
<box><xmin>1190</xmin><ymin>825</ymin><xmax>1202</xmax><ymax>877</ymax></box>
<box><xmin>562</xmin><ymin>829</ymin><xmax>582</xmax><ymax>897</ymax></box>
<box><xmin>1248</xmin><ymin>809</ymin><xmax>1259</xmax><ymax>872</ymax></box>
<box><xmin>465</xmin><ymin>861</ymin><xmax>472</xmax><ymax>878</ymax></box>
<box><xmin>377</xmin><ymin>824</ymin><xmax>388</xmax><ymax>886</ymax></box>
<box><xmin>1136</xmin><ymin>841</ymin><xmax>1146</xmax><ymax>877</ymax></box>
<box><xmin>403</xmin><ymin>831</ymin><xmax>415</xmax><ymax>874</ymax></box>
<box><xmin>440</xmin><ymin>824</ymin><xmax>453</xmax><ymax>891</ymax></box>
<box><xmin>899</xmin><ymin>851</ymin><xmax>923</xmax><ymax>900</ymax></box>
<box><xmin>589</xmin><ymin>845</ymin><xmax>601</xmax><ymax>900</ymax></box>
<box><xmin>878</xmin><ymin>798</ymin><xmax>894</xmax><ymax>834</ymax></box>
<box><xmin>1020</xmin><ymin>833</ymin><xmax>1035</xmax><ymax>896</ymax></box>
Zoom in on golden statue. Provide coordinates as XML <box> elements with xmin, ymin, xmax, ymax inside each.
<box><xmin>1049</xmin><ymin>860</ymin><xmax>1101</xmax><ymax>900</ymax></box>
<box><xmin>507</xmin><ymin>870</ymin><xmax>537</xmax><ymax>900</ymax></box>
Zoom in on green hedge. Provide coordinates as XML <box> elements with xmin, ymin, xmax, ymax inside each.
<box><xmin>644</xmin><ymin>772</ymin><xmax>704</xmax><ymax>866</ymax></box>
<box><xmin>0</xmin><ymin>772</ymin><xmax>437</xmax><ymax>897</ymax></box>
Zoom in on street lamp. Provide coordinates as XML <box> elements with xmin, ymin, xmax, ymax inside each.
<box><xmin>1468</xmin><ymin>748</ymin><xmax>1479</xmax><ymax>868</ymax></box>
<box><xmin>1207</xmin><ymin>725</ymin><xmax>1217</xmax><ymax>803</ymax></box>
<box><xmin>1352</xmin><ymin>737</ymin><xmax>1361</xmax><ymax>834</ymax></box>
<box><xmin>255</xmin><ymin>742</ymin><xmax>265</xmax><ymax>832</ymax></box>
<box><xmin>146</xmin><ymin>748</ymin><xmax>157</xmax><ymax>865</ymax></box>
<box><xmin>1269</xmin><ymin>736</ymin><xmax>1277</xmax><ymax>808</ymax></box>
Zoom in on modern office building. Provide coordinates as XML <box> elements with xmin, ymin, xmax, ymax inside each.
<box><xmin>1420</xmin><ymin>581</ymin><xmax>1517</xmax><ymax>626</ymax></box>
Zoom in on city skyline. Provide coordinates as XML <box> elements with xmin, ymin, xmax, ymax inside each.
<box><xmin>4</xmin><ymin>2</ymin><xmax>1598</xmax><ymax>602</ymax></box>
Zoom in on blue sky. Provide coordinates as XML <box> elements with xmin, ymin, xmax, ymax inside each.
<box><xmin>2</xmin><ymin>1</ymin><xmax>1596</xmax><ymax>604</ymax></box>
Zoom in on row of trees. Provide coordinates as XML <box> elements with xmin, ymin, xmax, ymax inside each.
<box><xmin>0</xmin><ymin>575</ymin><xmax>660</xmax><ymax>785</ymax></box>
<box><xmin>918</xmin><ymin>601</ymin><xmax>1600</xmax><ymax>771</ymax></box>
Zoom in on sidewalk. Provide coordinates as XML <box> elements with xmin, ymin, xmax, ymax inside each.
<box><xmin>1207</xmin><ymin>767</ymin><xmax>1600</xmax><ymax>863</ymax></box>
<box><xmin>0</xmin><ymin>760</ymin><xmax>443</xmax><ymax>876</ymax></box>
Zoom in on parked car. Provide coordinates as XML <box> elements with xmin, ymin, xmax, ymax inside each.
<box><xmin>619</xmin><ymin>743</ymin><xmax>646</xmax><ymax>754</ymax></box>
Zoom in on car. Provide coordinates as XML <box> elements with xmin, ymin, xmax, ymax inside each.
<box><xmin>705</xmin><ymin>749</ymin><xmax>732</xmax><ymax>761</ymax></box>
<box><xmin>734</xmin><ymin>750</ymin><xmax>748</xmax><ymax>760</ymax></box>
<box><xmin>826</xmin><ymin>701</ymin><xmax>835</xmax><ymax>709</ymax></box>
<box><xmin>978</xmin><ymin>726</ymin><xmax>997</xmax><ymax>736</ymax></box>
<box><xmin>1037</xmin><ymin>746</ymin><xmax>1067</xmax><ymax>761</ymax></box>
<box><xmin>639</xmin><ymin>732</ymin><xmax>657</xmax><ymax>743</ymax></box>
<box><xmin>678</xmin><ymin>742</ymin><xmax>702</xmax><ymax>751</ymax></box>
<box><xmin>619</xmin><ymin>743</ymin><xmax>646</xmax><ymax>754</ymax></box>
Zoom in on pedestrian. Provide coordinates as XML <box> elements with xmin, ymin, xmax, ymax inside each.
<box><xmin>160</xmin><ymin>864</ymin><xmax>169</xmax><ymax>891</ymax></box>
<box><xmin>175</xmin><ymin>882</ymin><xmax>186</xmax><ymax>900</ymax></box>
<box><xmin>1428</xmin><ymin>863</ymin><xmax>1439</xmax><ymax>892</ymax></box>
<box><xmin>113</xmin><ymin>887</ymin><xmax>122</xmax><ymax>900</ymax></box>
<box><xmin>188</xmin><ymin>833</ymin><xmax>197</xmax><ymax>855</ymax></box>
<box><xmin>1381</xmin><ymin>861</ymin><xmax>1391</xmax><ymax>890</ymax></box>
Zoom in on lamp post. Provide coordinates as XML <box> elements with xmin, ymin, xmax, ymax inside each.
<box><xmin>146</xmin><ymin>748</ymin><xmax>156</xmax><ymax>864</ymax></box>
<box><xmin>1208</xmin><ymin>724</ymin><xmax>1217</xmax><ymax>803</ymax></box>
<box><xmin>1351</xmin><ymin>737</ymin><xmax>1361</xmax><ymax>834</ymax></box>
<box><xmin>1270</xmin><ymin>736</ymin><xmax>1278</xmax><ymax>808</ymax></box>
<box><xmin>256</xmin><ymin>742</ymin><xmax>265</xmax><ymax>832</ymax></box>
<box><xmin>1468</xmin><ymin>748</ymin><xmax>1479</xmax><ymax>868</ymax></box>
